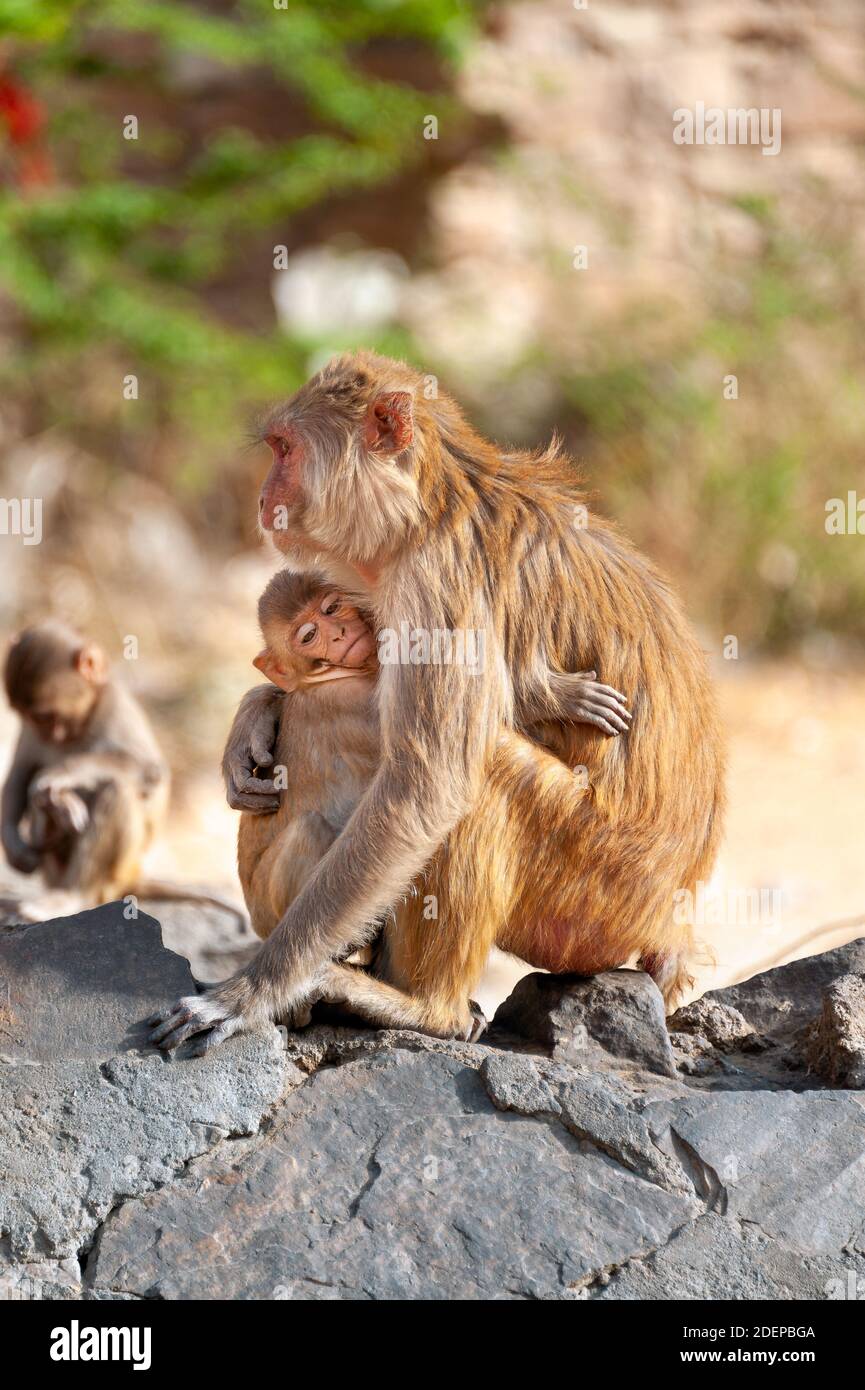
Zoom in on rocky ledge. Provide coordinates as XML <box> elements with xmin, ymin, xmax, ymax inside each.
<box><xmin>1</xmin><ymin>904</ymin><xmax>864</xmax><ymax>1301</ymax></box>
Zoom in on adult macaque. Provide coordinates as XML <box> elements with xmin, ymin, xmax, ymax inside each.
<box><xmin>149</xmin><ymin>351</ymin><xmax>724</xmax><ymax>1052</ymax></box>
<box><xmin>2</xmin><ymin>622</ymin><xmax>169</xmax><ymax>907</ymax></box>
<box><xmin>231</xmin><ymin>570</ymin><xmax>630</xmax><ymax>946</ymax></box>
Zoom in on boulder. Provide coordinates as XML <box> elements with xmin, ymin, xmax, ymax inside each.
<box><xmin>805</xmin><ymin>973</ymin><xmax>865</xmax><ymax>1088</ymax></box>
<box><xmin>491</xmin><ymin>968</ymin><xmax>677</xmax><ymax>1077</ymax></box>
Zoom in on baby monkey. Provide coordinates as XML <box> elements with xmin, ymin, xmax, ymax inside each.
<box><xmin>234</xmin><ymin>572</ymin><xmax>380</xmax><ymax>946</ymax></box>
<box><xmin>2</xmin><ymin>622</ymin><xmax>169</xmax><ymax>911</ymax></box>
<box><xmin>218</xmin><ymin>572</ymin><xmax>631</xmax><ymax>1023</ymax></box>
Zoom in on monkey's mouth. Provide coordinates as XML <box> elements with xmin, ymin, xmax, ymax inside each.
<box><xmin>340</xmin><ymin>632</ymin><xmax>375</xmax><ymax>666</ymax></box>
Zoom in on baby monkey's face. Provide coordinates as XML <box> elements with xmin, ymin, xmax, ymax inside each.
<box><xmin>256</xmin><ymin>590</ymin><xmax>377</xmax><ymax>693</ymax></box>
<box><xmin>290</xmin><ymin>591</ymin><xmax>376</xmax><ymax>670</ymax></box>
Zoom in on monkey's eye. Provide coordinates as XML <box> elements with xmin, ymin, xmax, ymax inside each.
<box><xmin>269</xmin><ymin>435</ymin><xmax>291</xmax><ymax>460</ymax></box>
<box><xmin>297</xmin><ymin>622</ymin><xmax>317</xmax><ymax>645</ymax></box>
<box><xmin>321</xmin><ymin>594</ymin><xmax>342</xmax><ymax>617</ymax></box>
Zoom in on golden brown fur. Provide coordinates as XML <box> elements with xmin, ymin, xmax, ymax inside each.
<box><xmin>237</xmin><ymin>676</ymin><xmax>380</xmax><ymax>941</ymax></box>
<box><xmin>149</xmin><ymin>351</ymin><xmax>724</xmax><ymax>1055</ymax></box>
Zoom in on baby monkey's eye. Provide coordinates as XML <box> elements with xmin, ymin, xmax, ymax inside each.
<box><xmin>321</xmin><ymin>593</ymin><xmax>342</xmax><ymax>617</ymax></box>
<box><xmin>297</xmin><ymin>622</ymin><xmax>317</xmax><ymax>645</ymax></box>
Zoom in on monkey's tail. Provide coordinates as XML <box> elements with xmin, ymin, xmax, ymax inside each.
<box><xmin>123</xmin><ymin>881</ymin><xmax>248</xmax><ymax>933</ymax></box>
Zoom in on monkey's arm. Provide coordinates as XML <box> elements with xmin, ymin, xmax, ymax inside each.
<box><xmin>222</xmin><ymin>684</ymin><xmax>284</xmax><ymax>813</ymax></box>
<box><xmin>149</xmin><ymin>638</ymin><xmax>501</xmax><ymax>1052</ymax></box>
<box><xmin>1</xmin><ymin>733</ymin><xmax>41</xmax><ymax>873</ymax></box>
<box><xmin>542</xmin><ymin>670</ymin><xmax>632</xmax><ymax>737</ymax></box>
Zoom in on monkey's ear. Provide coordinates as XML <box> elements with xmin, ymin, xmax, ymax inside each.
<box><xmin>254</xmin><ymin>648</ymin><xmax>299</xmax><ymax>693</ymax></box>
<box><xmin>253</xmin><ymin>648</ymin><xmax>279</xmax><ymax>679</ymax></box>
<box><xmin>364</xmin><ymin>391</ymin><xmax>414</xmax><ymax>454</ymax></box>
<box><xmin>75</xmin><ymin>643</ymin><xmax>108</xmax><ymax>684</ymax></box>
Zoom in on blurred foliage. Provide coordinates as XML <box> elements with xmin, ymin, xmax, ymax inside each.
<box><xmin>0</xmin><ymin>0</ymin><xmax>473</xmax><ymax>501</ymax></box>
<box><xmin>519</xmin><ymin>207</ymin><xmax>865</xmax><ymax>656</ymax></box>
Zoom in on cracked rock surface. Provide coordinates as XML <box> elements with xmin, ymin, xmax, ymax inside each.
<box><xmin>1</xmin><ymin>905</ymin><xmax>864</xmax><ymax>1300</ymax></box>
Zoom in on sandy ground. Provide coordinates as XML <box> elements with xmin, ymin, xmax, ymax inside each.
<box><xmin>2</xmin><ymin>661</ymin><xmax>863</xmax><ymax>1017</ymax></box>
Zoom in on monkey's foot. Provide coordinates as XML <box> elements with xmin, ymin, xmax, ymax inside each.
<box><xmin>145</xmin><ymin>969</ymin><xmax>274</xmax><ymax>1056</ymax></box>
<box><xmin>461</xmin><ymin>1000</ymin><xmax>488</xmax><ymax>1043</ymax></box>
<box><xmin>146</xmin><ymin>971</ymin><xmax>322</xmax><ymax>1056</ymax></box>
<box><xmin>146</xmin><ymin>990</ymin><xmax>247</xmax><ymax>1056</ymax></box>
<box><xmin>274</xmin><ymin>1000</ymin><xmax>315</xmax><ymax>1030</ymax></box>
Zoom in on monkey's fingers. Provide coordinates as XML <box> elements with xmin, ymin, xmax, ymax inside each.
<box><xmin>587</xmin><ymin>681</ymin><xmax>631</xmax><ymax>709</ymax></box>
<box><xmin>249</xmin><ymin>732</ymin><xmax>276</xmax><ymax>769</ymax></box>
<box><xmin>146</xmin><ymin>996</ymin><xmax>223</xmax><ymax>1050</ymax></box>
<box><xmin>226</xmin><ymin>795</ymin><xmax>280</xmax><ymax>811</ymax></box>
<box><xmin>226</xmin><ymin>753</ymin><xmax>276</xmax><ymax>788</ymax></box>
<box><xmin>226</xmin><ymin>768</ymin><xmax>280</xmax><ymax>813</ymax></box>
<box><xmin>186</xmin><ymin>1016</ymin><xmax>244</xmax><ymax>1057</ymax></box>
<box><xmin>575</xmin><ymin>704</ymin><xmax>627</xmax><ymax>737</ymax></box>
<box><xmin>587</xmin><ymin>694</ymin><xmax>632</xmax><ymax>724</ymax></box>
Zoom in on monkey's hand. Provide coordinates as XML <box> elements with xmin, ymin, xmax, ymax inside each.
<box><xmin>1</xmin><ymin>823</ymin><xmax>41</xmax><ymax>874</ymax></box>
<box><xmin>558</xmin><ymin>670</ymin><xmax>633</xmax><ymax>737</ymax></box>
<box><xmin>222</xmin><ymin>684</ymin><xmax>285</xmax><ymax>813</ymax></box>
<box><xmin>31</xmin><ymin>785</ymin><xmax>90</xmax><ymax>837</ymax></box>
<box><xmin>147</xmin><ymin>970</ymin><xmax>317</xmax><ymax>1057</ymax></box>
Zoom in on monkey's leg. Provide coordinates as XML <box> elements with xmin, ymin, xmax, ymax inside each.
<box><xmin>365</xmin><ymin>772</ymin><xmax>521</xmax><ymax>1038</ymax></box>
<box><xmin>315</xmin><ymin>961</ymin><xmax>487</xmax><ymax>1041</ymax></box>
<box><xmin>239</xmin><ymin>811</ymin><xmax>337</xmax><ymax>940</ymax></box>
<box><xmin>263</xmin><ymin>813</ymin><xmax>338</xmax><ymax>937</ymax></box>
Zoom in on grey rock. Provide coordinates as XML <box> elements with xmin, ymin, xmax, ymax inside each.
<box><xmin>492</xmin><ymin>969</ymin><xmax>677</xmax><ymax>1077</ymax></box>
<box><xmin>89</xmin><ymin>1049</ymin><xmax>696</xmax><ymax>1300</ymax></box>
<box><xmin>146</xmin><ymin>895</ymin><xmax>260</xmax><ymax>984</ymax></box>
<box><xmin>711</xmin><ymin>937</ymin><xmax>865</xmax><ymax>1041</ymax></box>
<box><xmin>644</xmin><ymin>1089</ymin><xmax>865</xmax><ymax>1254</ymax></box>
<box><xmin>0</xmin><ymin>904</ymin><xmax>290</xmax><ymax>1262</ymax></box>
<box><xmin>481</xmin><ymin>1052</ymin><xmax>690</xmax><ymax>1194</ymax></box>
<box><xmin>0</xmin><ymin>903</ymin><xmax>195</xmax><ymax>1062</ymax></box>
<box><xmin>669</xmin><ymin>934</ymin><xmax>865</xmax><ymax>1086</ymax></box>
<box><xmin>593</xmin><ymin>1213</ymin><xmax>865</xmax><ymax>1301</ymax></box>
<box><xmin>668</xmin><ymin>996</ymin><xmax>756</xmax><ymax>1052</ymax></box>
<box><xmin>806</xmin><ymin>973</ymin><xmax>865</xmax><ymax>1088</ymax></box>
<box><xmin>5</xmin><ymin>906</ymin><xmax>865</xmax><ymax>1300</ymax></box>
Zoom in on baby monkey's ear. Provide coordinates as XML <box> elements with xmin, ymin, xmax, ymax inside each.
<box><xmin>253</xmin><ymin>647</ymin><xmax>299</xmax><ymax>694</ymax></box>
<box><xmin>75</xmin><ymin>642</ymin><xmax>108</xmax><ymax>684</ymax></box>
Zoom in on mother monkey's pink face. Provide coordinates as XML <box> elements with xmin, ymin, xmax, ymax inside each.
<box><xmin>256</xmin><ymin>356</ymin><xmax>420</xmax><ymax>569</ymax></box>
<box><xmin>259</xmin><ymin>423</ymin><xmax>304</xmax><ymax>535</ymax></box>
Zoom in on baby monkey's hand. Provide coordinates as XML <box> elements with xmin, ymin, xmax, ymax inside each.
<box><xmin>562</xmin><ymin>670</ymin><xmax>632</xmax><ymax>737</ymax></box>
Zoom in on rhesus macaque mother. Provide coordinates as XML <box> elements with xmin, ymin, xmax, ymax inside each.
<box><xmin>150</xmin><ymin>351</ymin><xmax>724</xmax><ymax>1053</ymax></box>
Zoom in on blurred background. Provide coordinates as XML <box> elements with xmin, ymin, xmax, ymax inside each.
<box><xmin>0</xmin><ymin>0</ymin><xmax>862</xmax><ymax>1004</ymax></box>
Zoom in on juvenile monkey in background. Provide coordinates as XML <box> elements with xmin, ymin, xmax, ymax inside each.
<box><xmin>232</xmin><ymin>569</ymin><xmax>630</xmax><ymax>945</ymax></box>
<box><xmin>2</xmin><ymin>623</ymin><xmax>169</xmax><ymax>908</ymax></box>
<box><xmin>150</xmin><ymin>350</ymin><xmax>724</xmax><ymax>1053</ymax></box>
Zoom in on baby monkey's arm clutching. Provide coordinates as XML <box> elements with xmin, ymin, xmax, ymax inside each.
<box><xmin>546</xmin><ymin>670</ymin><xmax>632</xmax><ymax>737</ymax></box>
<box><xmin>222</xmin><ymin>684</ymin><xmax>286</xmax><ymax>813</ymax></box>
